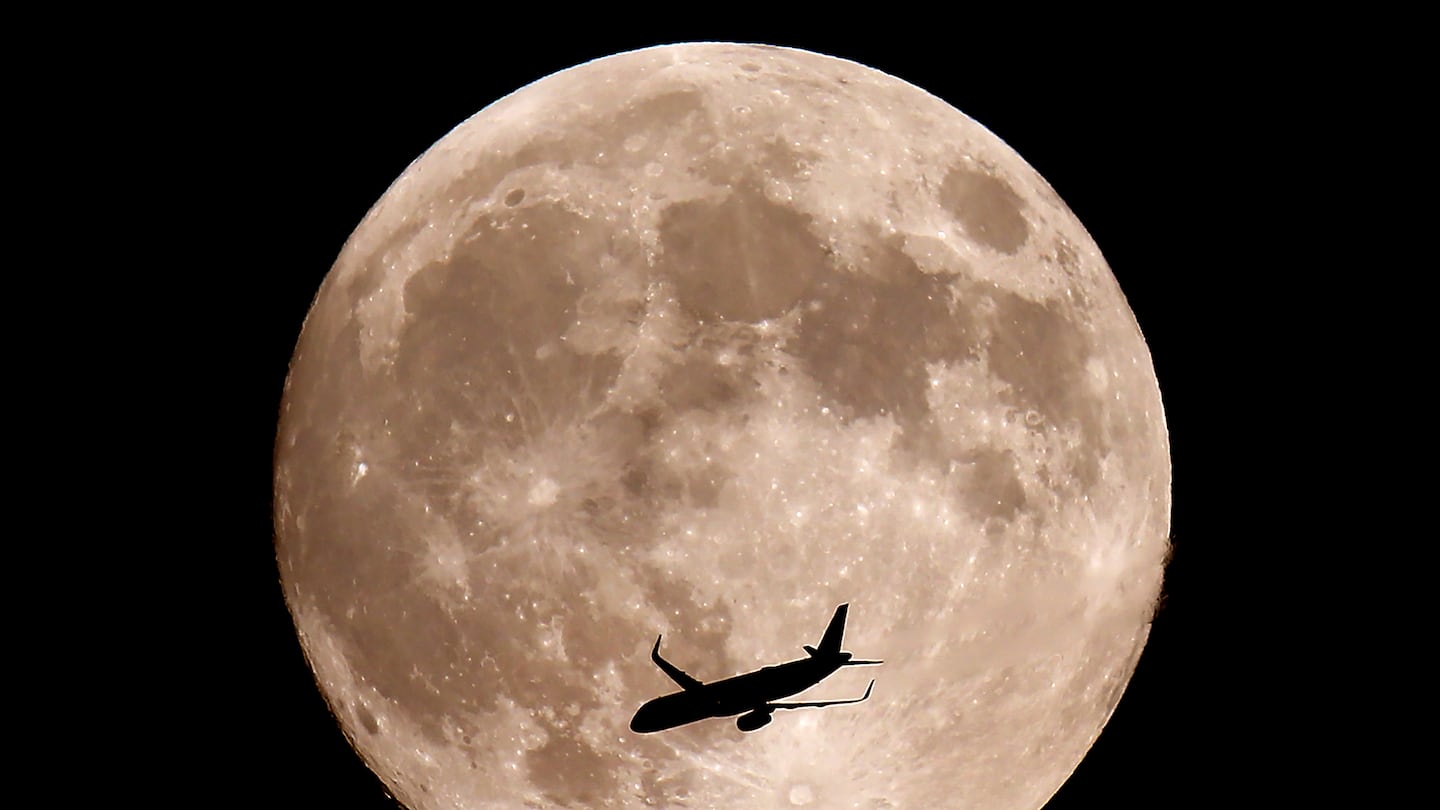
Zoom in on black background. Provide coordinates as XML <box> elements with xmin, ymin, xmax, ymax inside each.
<box><xmin>229</xmin><ymin>22</ymin><xmax>1305</xmax><ymax>808</ymax></box>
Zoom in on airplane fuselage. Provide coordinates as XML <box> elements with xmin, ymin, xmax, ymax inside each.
<box><xmin>630</xmin><ymin>656</ymin><xmax>844</xmax><ymax>733</ymax></box>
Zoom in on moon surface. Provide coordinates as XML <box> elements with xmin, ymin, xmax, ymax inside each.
<box><xmin>274</xmin><ymin>43</ymin><xmax>1169</xmax><ymax>809</ymax></box>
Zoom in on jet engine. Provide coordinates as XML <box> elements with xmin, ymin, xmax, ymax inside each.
<box><xmin>736</xmin><ymin>709</ymin><xmax>774</xmax><ymax>732</ymax></box>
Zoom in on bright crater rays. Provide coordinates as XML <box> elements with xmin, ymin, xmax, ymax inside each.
<box><xmin>275</xmin><ymin>43</ymin><xmax>1169</xmax><ymax>810</ymax></box>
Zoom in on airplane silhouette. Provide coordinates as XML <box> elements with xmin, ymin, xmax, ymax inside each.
<box><xmin>630</xmin><ymin>603</ymin><xmax>882</xmax><ymax>733</ymax></box>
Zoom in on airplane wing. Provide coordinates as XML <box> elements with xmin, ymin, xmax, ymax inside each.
<box><xmin>651</xmin><ymin>635</ymin><xmax>705</xmax><ymax>692</ymax></box>
<box><xmin>768</xmin><ymin>680</ymin><xmax>874</xmax><ymax>710</ymax></box>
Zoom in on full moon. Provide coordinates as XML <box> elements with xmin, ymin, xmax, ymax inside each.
<box><xmin>275</xmin><ymin>43</ymin><xmax>1169</xmax><ymax>809</ymax></box>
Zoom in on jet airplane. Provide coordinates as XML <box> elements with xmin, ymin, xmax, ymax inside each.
<box><xmin>630</xmin><ymin>603</ymin><xmax>881</xmax><ymax>733</ymax></box>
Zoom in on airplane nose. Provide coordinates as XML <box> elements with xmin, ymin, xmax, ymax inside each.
<box><xmin>630</xmin><ymin>705</ymin><xmax>657</xmax><ymax>734</ymax></box>
<box><xmin>630</xmin><ymin>698</ymin><xmax>678</xmax><ymax>734</ymax></box>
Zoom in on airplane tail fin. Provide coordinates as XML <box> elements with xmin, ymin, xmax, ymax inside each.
<box><xmin>815</xmin><ymin>603</ymin><xmax>849</xmax><ymax>656</ymax></box>
<box><xmin>806</xmin><ymin>603</ymin><xmax>883</xmax><ymax>664</ymax></box>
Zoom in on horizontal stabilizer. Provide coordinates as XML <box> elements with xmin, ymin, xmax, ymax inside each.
<box><xmin>843</xmin><ymin>659</ymin><xmax>884</xmax><ymax>666</ymax></box>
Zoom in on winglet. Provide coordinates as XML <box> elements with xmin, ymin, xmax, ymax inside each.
<box><xmin>649</xmin><ymin>633</ymin><xmax>704</xmax><ymax>692</ymax></box>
